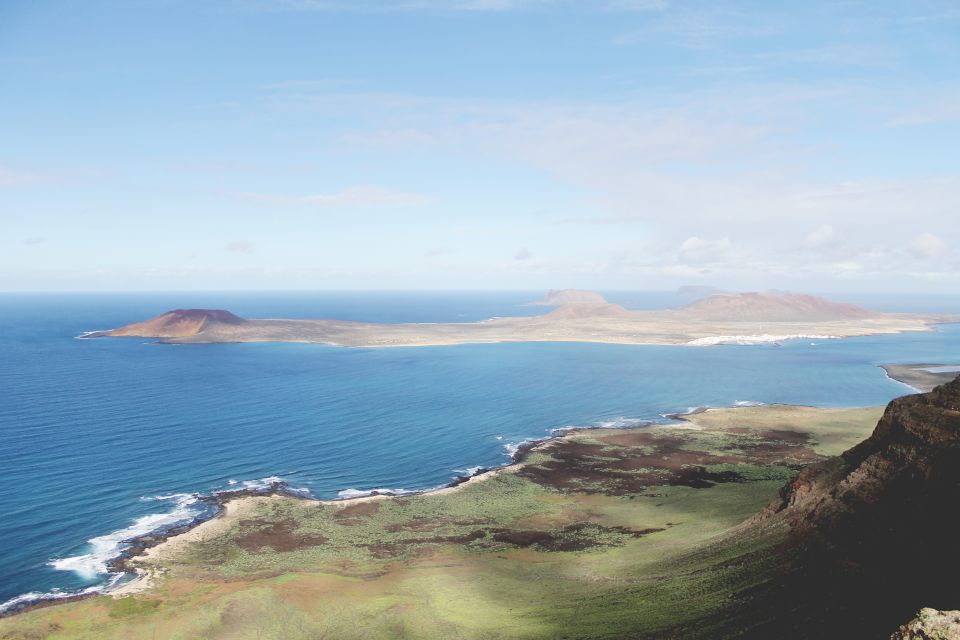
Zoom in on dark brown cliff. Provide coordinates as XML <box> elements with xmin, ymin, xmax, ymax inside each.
<box><xmin>732</xmin><ymin>376</ymin><xmax>960</xmax><ymax>638</ymax></box>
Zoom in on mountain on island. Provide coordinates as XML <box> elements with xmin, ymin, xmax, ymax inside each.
<box><xmin>541</xmin><ymin>300</ymin><xmax>634</xmax><ymax>320</ymax></box>
<box><xmin>727</xmin><ymin>375</ymin><xmax>960</xmax><ymax>637</ymax></box>
<box><xmin>102</xmin><ymin>309</ymin><xmax>246</xmax><ymax>338</ymax></box>
<box><xmin>526</xmin><ymin>289</ymin><xmax>609</xmax><ymax>306</ymax></box>
<box><xmin>525</xmin><ymin>288</ymin><xmax>877</xmax><ymax>322</ymax></box>
<box><xmin>674</xmin><ymin>291</ymin><xmax>876</xmax><ymax>322</ymax></box>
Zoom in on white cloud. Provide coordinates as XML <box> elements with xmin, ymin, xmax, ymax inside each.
<box><xmin>239</xmin><ymin>84</ymin><xmax>960</xmax><ymax>290</ymax></box>
<box><xmin>0</xmin><ymin>166</ymin><xmax>52</xmax><ymax>187</ymax></box>
<box><xmin>514</xmin><ymin>247</ymin><xmax>533</xmax><ymax>260</ymax></box>
<box><xmin>274</xmin><ymin>0</ymin><xmax>667</xmax><ymax>11</ymax></box>
<box><xmin>805</xmin><ymin>224</ymin><xmax>835</xmax><ymax>248</ymax></box>
<box><xmin>23</xmin><ymin>237</ymin><xmax>45</xmax><ymax>245</ymax></box>
<box><xmin>234</xmin><ymin>186</ymin><xmax>432</xmax><ymax>207</ymax></box>
<box><xmin>340</xmin><ymin>128</ymin><xmax>436</xmax><ymax>149</ymax></box>
<box><xmin>225</xmin><ymin>240</ymin><xmax>255</xmax><ymax>253</ymax></box>
<box><xmin>678</xmin><ymin>236</ymin><xmax>732</xmax><ymax>265</ymax></box>
<box><xmin>888</xmin><ymin>90</ymin><xmax>960</xmax><ymax>126</ymax></box>
<box><xmin>908</xmin><ymin>232</ymin><xmax>948</xmax><ymax>259</ymax></box>
<box><xmin>615</xmin><ymin>7</ymin><xmax>780</xmax><ymax>47</ymax></box>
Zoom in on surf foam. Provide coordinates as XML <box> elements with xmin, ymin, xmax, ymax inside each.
<box><xmin>336</xmin><ymin>487</ymin><xmax>419</xmax><ymax>499</ymax></box>
<box><xmin>686</xmin><ymin>334</ymin><xmax>840</xmax><ymax>346</ymax></box>
<box><xmin>48</xmin><ymin>493</ymin><xmax>204</xmax><ymax>580</ymax></box>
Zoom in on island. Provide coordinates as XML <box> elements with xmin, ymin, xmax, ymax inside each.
<box><xmin>82</xmin><ymin>290</ymin><xmax>956</xmax><ymax>348</ymax></box>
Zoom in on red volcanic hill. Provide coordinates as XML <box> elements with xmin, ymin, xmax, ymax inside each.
<box><xmin>106</xmin><ymin>309</ymin><xmax>246</xmax><ymax>338</ymax></box>
<box><xmin>675</xmin><ymin>291</ymin><xmax>877</xmax><ymax>322</ymax></box>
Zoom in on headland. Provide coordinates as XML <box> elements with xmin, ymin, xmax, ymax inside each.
<box><xmin>0</xmin><ymin>400</ymin><xmax>887</xmax><ymax>637</ymax></box>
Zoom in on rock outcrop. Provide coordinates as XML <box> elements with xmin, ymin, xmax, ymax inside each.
<box><xmin>892</xmin><ymin>608</ymin><xmax>960</xmax><ymax>640</ymax></box>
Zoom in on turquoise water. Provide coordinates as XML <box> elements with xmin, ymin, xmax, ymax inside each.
<box><xmin>1</xmin><ymin>292</ymin><xmax>959</xmax><ymax>610</ymax></box>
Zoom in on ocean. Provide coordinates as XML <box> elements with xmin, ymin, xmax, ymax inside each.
<box><xmin>2</xmin><ymin>291</ymin><xmax>960</xmax><ymax>610</ymax></box>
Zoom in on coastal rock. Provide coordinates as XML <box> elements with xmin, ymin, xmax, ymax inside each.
<box><xmin>892</xmin><ymin>608</ymin><xmax>960</xmax><ymax>640</ymax></box>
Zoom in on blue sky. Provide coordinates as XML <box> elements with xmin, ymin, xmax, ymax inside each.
<box><xmin>1</xmin><ymin>0</ymin><xmax>958</xmax><ymax>291</ymax></box>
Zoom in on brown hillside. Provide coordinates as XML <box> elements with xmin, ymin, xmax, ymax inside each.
<box><xmin>723</xmin><ymin>375</ymin><xmax>960</xmax><ymax>638</ymax></box>
<box><xmin>676</xmin><ymin>291</ymin><xmax>877</xmax><ymax>322</ymax></box>
<box><xmin>106</xmin><ymin>309</ymin><xmax>246</xmax><ymax>338</ymax></box>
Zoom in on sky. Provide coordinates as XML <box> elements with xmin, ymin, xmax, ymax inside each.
<box><xmin>1</xmin><ymin>0</ymin><xmax>958</xmax><ymax>292</ymax></box>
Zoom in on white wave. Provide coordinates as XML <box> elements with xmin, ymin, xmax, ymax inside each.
<box><xmin>686</xmin><ymin>334</ymin><xmax>840</xmax><ymax>346</ymax></box>
<box><xmin>454</xmin><ymin>466</ymin><xmax>485</xmax><ymax>477</ymax></box>
<box><xmin>880</xmin><ymin>367</ymin><xmax>921</xmax><ymax>392</ymax></box>
<box><xmin>495</xmin><ymin>435</ymin><xmax>503</xmax><ymax>440</ymax></box>
<box><xmin>48</xmin><ymin>494</ymin><xmax>203</xmax><ymax>580</ymax></box>
<box><xmin>503</xmin><ymin>438</ymin><xmax>542</xmax><ymax>458</ymax></box>
<box><xmin>232</xmin><ymin>475</ymin><xmax>312</xmax><ymax>496</ymax></box>
<box><xmin>661</xmin><ymin>406</ymin><xmax>708</xmax><ymax>418</ymax></box>
<box><xmin>549</xmin><ymin>425</ymin><xmax>579</xmax><ymax>434</ymax></box>
<box><xmin>239</xmin><ymin>476</ymin><xmax>284</xmax><ymax>491</ymax></box>
<box><xmin>598</xmin><ymin>417</ymin><xmax>651</xmax><ymax>429</ymax></box>
<box><xmin>141</xmin><ymin>492</ymin><xmax>195</xmax><ymax>502</ymax></box>
<box><xmin>336</xmin><ymin>487</ymin><xmax>418</xmax><ymax>499</ymax></box>
<box><xmin>550</xmin><ymin>416</ymin><xmax>652</xmax><ymax>436</ymax></box>
<box><xmin>734</xmin><ymin>400</ymin><xmax>766</xmax><ymax>407</ymax></box>
<box><xmin>0</xmin><ymin>576</ymin><xmax>123</xmax><ymax>614</ymax></box>
<box><xmin>13</xmin><ymin>476</ymin><xmax>302</xmax><ymax>614</ymax></box>
<box><xmin>74</xmin><ymin>330</ymin><xmax>110</xmax><ymax>339</ymax></box>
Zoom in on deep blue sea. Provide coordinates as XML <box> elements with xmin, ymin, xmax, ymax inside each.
<box><xmin>2</xmin><ymin>291</ymin><xmax>960</xmax><ymax>610</ymax></box>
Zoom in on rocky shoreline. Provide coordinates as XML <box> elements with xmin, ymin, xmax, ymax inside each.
<box><xmin>0</xmin><ymin>396</ymin><xmax>892</xmax><ymax>619</ymax></box>
<box><xmin>1</xmin><ymin>412</ymin><xmax>680</xmax><ymax>618</ymax></box>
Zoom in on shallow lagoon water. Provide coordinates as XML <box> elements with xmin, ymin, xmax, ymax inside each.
<box><xmin>2</xmin><ymin>292</ymin><xmax>959</xmax><ymax>608</ymax></box>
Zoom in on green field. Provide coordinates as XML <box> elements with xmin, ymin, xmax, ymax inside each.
<box><xmin>0</xmin><ymin>405</ymin><xmax>882</xmax><ymax>640</ymax></box>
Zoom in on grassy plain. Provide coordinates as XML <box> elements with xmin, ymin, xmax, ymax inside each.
<box><xmin>0</xmin><ymin>405</ymin><xmax>883</xmax><ymax>640</ymax></box>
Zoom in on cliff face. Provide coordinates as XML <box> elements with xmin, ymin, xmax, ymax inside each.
<box><xmin>738</xmin><ymin>376</ymin><xmax>960</xmax><ymax>638</ymax></box>
<box><xmin>773</xmin><ymin>375</ymin><xmax>960</xmax><ymax>534</ymax></box>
